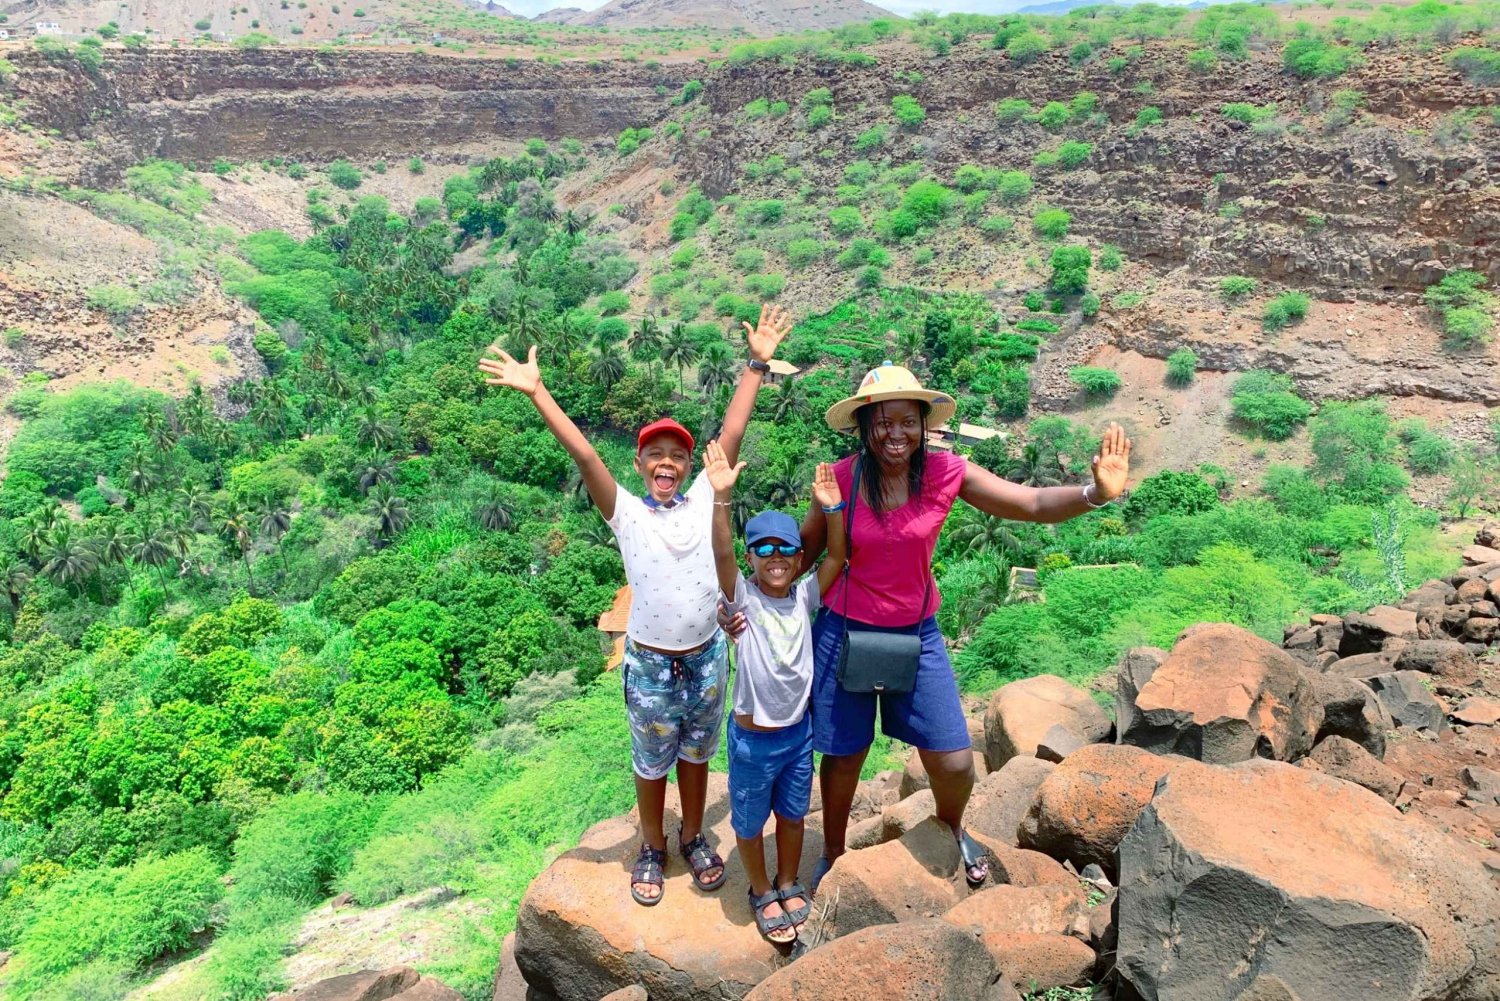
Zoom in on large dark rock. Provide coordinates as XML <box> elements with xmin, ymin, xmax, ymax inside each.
<box><xmin>1394</xmin><ymin>640</ymin><xmax>1477</xmax><ymax>678</ymax></box>
<box><xmin>1366</xmin><ymin>671</ymin><xmax>1448</xmax><ymax>734</ymax></box>
<box><xmin>744</xmin><ymin>919</ymin><xmax>1017</xmax><ymax>1001</ymax></box>
<box><xmin>1113</xmin><ymin>647</ymin><xmax>1165</xmax><ymax>741</ymax></box>
<box><xmin>1339</xmin><ymin>606</ymin><xmax>1419</xmax><ymax>656</ymax></box>
<box><xmin>1017</xmin><ymin>743</ymin><xmax>1186</xmax><ymax>879</ymax></box>
<box><xmin>965</xmin><ymin>756</ymin><xmax>1055</xmax><ymax>847</ymax></box>
<box><xmin>816</xmin><ymin>818</ymin><xmax>965</xmax><ymax>940</ymax></box>
<box><xmin>1119</xmin><ymin>623</ymin><xmax>1322</xmax><ymax>764</ymax></box>
<box><xmin>1117</xmin><ymin>759</ymin><xmax>1500</xmax><ymax>1001</ymax></box>
<box><xmin>515</xmin><ymin>776</ymin><xmax>822</xmax><ymax>1001</ymax></box>
<box><xmin>1306</xmin><ymin>671</ymin><xmax>1391</xmax><ymax>759</ymax></box>
<box><xmin>1306</xmin><ymin>735</ymin><xmax>1401</xmax><ymax>802</ymax></box>
<box><xmin>983</xmin><ymin>674</ymin><xmax>1111</xmax><ymax>770</ymax></box>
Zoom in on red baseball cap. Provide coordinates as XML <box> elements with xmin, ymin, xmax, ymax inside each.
<box><xmin>636</xmin><ymin>418</ymin><xmax>695</xmax><ymax>452</ymax></box>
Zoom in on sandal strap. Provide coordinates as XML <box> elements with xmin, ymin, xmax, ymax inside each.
<box><xmin>748</xmin><ymin>888</ymin><xmax>793</xmax><ymax>934</ymax></box>
<box><xmin>681</xmin><ymin>834</ymin><xmax>723</xmax><ymax>872</ymax></box>
<box><xmin>749</xmin><ymin>886</ymin><xmax>782</xmax><ymax>909</ymax></box>
<box><xmin>632</xmin><ymin>845</ymin><xmax>667</xmax><ymax>885</ymax></box>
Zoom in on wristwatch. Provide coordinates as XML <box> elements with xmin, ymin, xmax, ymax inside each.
<box><xmin>746</xmin><ymin>358</ymin><xmax>771</xmax><ymax>373</ymax></box>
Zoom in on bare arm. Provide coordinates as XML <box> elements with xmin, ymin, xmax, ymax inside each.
<box><xmin>478</xmin><ymin>344</ymin><xmax>617</xmax><ymax>520</ymax></box>
<box><xmin>719</xmin><ymin>304</ymin><xmax>795</xmax><ymax>464</ymax></box>
<box><xmin>812</xmin><ymin>462</ymin><xmax>846</xmax><ymax>597</ymax></box>
<box><xmin>704</xmin><ymin>440</ymin><xmax>744</xmax><ymax>602</ymax></box>
<box><xmin>958</xmin><ymin>422</ymin><xmax>1133</xmax><ymax>523</ymax></box>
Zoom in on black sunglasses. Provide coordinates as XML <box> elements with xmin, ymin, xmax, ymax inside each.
<box><xmin>749</xmin><ymin>543</ymin><xmax>802</xmax><ymax>558</ymax></box>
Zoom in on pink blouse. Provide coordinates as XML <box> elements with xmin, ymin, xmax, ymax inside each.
<box><xmin>826</xmin><ymin>449</ymin><xmax>967</xmax><ymax>626</ymax></box>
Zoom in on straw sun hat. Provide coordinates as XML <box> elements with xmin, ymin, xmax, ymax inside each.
<box><xmin>824</xmin><ymin>361</ymin><xmax>957</xmax><ymax>433</ymax></box>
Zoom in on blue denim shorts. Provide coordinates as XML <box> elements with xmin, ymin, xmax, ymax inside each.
<box><xmin>809</xmin><ymin>608</ymin><xmax>972</xmax><ymax>757</ymax></box>
<box><xmin>623</xmin><ymin>633</ymin><xmax>728</xmax><ymax>781</ymax></box>
<box><xmin>728</xmin><ymin>713</ymin><xmax>814</xmax><ymax>839</ymax></box>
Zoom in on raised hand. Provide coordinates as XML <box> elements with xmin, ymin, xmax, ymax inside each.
<box><xmin>477</xmin><ymin>343</ymin><xmax>542</xmax><ymax>398</ymax></box>
<box><xmin>743</xmin><ymin>303</ymin><xmax>795</xmax><ymax>363</ymax></box>
<box><xmin>704</xmin><ymin>439</ymin><xmax>746</xmax><ymax>496</ymax></box>
<box><xmin>812</xmin><ymin>462</ymin><xmax>842</xmax><ymax>510</ymax></box>
<box><xmin>1091</xmin><ymin>422</ymin><xmax>1133</xmax><ymax>501</ymax></box>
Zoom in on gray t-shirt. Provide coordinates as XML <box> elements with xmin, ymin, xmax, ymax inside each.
<box><xmin>728</xmin><ymin>574</ymin><xmax>821</xmax><ymax>728</ymax></box>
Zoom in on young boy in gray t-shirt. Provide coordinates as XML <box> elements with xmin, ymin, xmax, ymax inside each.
<box><xmin>705</xmin><ymin>441</ymin><xmax>846</xmax><ymax>944</ymax></box>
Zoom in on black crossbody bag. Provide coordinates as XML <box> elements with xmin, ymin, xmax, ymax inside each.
<box><xmin>836</xmin><ymin>457</ymin><xmax>931</xmax><ymax>695</ymax></box>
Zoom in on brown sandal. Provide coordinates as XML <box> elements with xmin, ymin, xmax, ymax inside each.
<box><xmin>680</xmin><ymin>833</ymin><xmax>727</xmax><ymax>891</ymax></box>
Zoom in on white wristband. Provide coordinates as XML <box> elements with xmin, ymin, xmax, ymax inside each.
<box><xmin>1082</xmin><ymin>483</ymin><xmax>1110</xmax><ymax>509</ymax></box>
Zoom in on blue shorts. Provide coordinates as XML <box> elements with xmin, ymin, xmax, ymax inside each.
<box><xmin>810</xmin><ymin>609</ymin><xmax>972</xmax><ymax>757</ymax></box>
<box><xmin>727</xmin><ymin>713</ymin><xmax>814</xmax><ymax>839</ymax></box>
<box><xmin>623</xmin><ymin>633</ymin><xmax>729</xmax><ymax>781</ymax></box>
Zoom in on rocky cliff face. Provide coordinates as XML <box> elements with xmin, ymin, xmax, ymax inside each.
<box><xmin>675</xmin><ymin>41</ymin><xmax>1500</xmax><ymax>301</ymax></box>
<box><xmin>7</xmin><ymin>48</ymin><xmax>690</xmax><ymax>179</ymax></box>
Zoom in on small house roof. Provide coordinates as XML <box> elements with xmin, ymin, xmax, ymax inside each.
<box><xmin>767</xmin><ymin>359</ymin><xmax>800</xmax><ymax>376</ymax></box>
<box><xmin>957</xmin><ymin>423</ymin><xmax>1004</xmax><ymax>441</ymax></box>
<box><xmin>597</xmin><ymin>584</ymin><xmax>632</xmax><ymax>633</ymax></box>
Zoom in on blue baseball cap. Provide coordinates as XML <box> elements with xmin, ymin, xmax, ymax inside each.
<box><xmin>744</xmin><ymin>511</ymin><xmax>802</xmax><ymax>549</ymax></box>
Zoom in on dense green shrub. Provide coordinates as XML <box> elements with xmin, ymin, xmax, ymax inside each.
<box><xmin>1230</xmin><ymin>370</ymin><xmax>1312</xmax><ymax>440</ymax></box>
<box><xmin>828</xmin><ymin>206</ymin><xmax>863</xmax><ymax>236</ymax></box>
<box><xmin>996</xmin><ymin>170</ymin><xmax>1032</xmax><ymax>205</ymax></box>
<box><xmin>1006</xmin><ymin>31</ymin><xmax>1049</xmax><ymax>65</ymax></box>
<box><xmin>1032</xmin><ymin>208</ymin><xmax>1070</xmax><ymax>240</ymax></box>
<box><xmin>1069</xmin><ymin>366</ymin><xmax>1121</xmax><ymax>399</ymax></box>
<box><xmin>1125</xmin><ymin>470</ymin><xmax>1220</xmax><ymax>522</ymax></box>
<box><xmin>1166</xmin><ymin>348</ymin><xmax>1198</xmax><ymax>386</ymax></box>
<box><xmin>327</xmin><ymin>160</ymin><xmax>362</xmax><ymax>190</ymax></box>
<box><xmin>1424</xmin><ymin>270</ymin><xmax>1495</xmax><ymax>348</ymax></box>
<box><xmin>1049</xmin><ymin>246</ymin><xmax>1091</xmax><ymax>294</ymax></box>
<box><xmin>1219</xmin><ymin>275</ymin><xmax>1257</xmax><ymax>301</ymax></box>
<box><xmin>891</xmin><ymin>95</ymin><xmax>926</xmax><ymax>128</ymax></box>
<box><xmin>1262</xmin><ymin>291</ymin><xmax>1311</xmax><ymax>331</ymax></box>
<box><xmin>995</xmin><ymin>98</ymin><xmax>1032</xmax><ymax>122</ymax></box>
<box><xmin>1283</xmin><ymin>37</ymin><xmax>1360</xmax><ymax>78</ymax></box>
<box><xmin>1446</xmin><ymin>47</ymin><xmax>1500</xmax><ymax>85</ymax></box>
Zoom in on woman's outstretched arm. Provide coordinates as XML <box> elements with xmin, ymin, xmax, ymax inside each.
<box><xmin>958</xmin><ymin>422</ymin><xmax>1132</xmax><ymax>523</ymax></box>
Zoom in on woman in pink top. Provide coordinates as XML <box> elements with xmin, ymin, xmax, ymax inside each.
<box><xmin>800</xmin><ymin>363</ymin><xmax>1132</xmax><ymax>890</ymax></box>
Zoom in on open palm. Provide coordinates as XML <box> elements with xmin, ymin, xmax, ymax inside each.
<box><xmin>704</xmin><ymin>440</ymin><xmax>745</xmax><ymax>495</ymax></box>
<box><xmin>743</xmin><ymin>304</ymin><xmax>794</xmax><ymax>363</ymax></box>
<box><xmin>1091</xmin><ymin>422</ymin><xmax>1132</xmax><ymax>501</ymax></box>
<box><xmin>478</xmin><ymin>343</ymin><xmax>541</xmax><ymax>397</ymax></box>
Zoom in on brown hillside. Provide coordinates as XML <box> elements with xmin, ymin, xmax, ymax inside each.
<box><xmin>554</xmin><ymin>0</ymin><xmax>892</xmax><ymax>34</ymax></box>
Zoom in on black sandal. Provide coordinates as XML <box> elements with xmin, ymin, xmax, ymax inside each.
<box><xmin>680</xmin><ymin>833</ymin><xmax>727</xmax><ymax>891</ymax></box>
<box><xmin>778</xmin><ymin>881</ymin><xmax>812</xmax><ymax>930</ymax></box>
<box><xmin>631</xmin><ymin>844</ymin><xmax>667</xmax><ymax>906</ymax></box>
<box><xmin>749</xmin><ymin>886</ymin><xmax>796</xmax><ymax>943</ymax></box>
<box><xmin>957</xmin><ymin>829</ymin><xmax>990</xmax><ymax>889</ymax></box>
<box><xmin>809</xmin><ymin>855</ymin><xmax>834</xmax><ymax>896</ymax></box>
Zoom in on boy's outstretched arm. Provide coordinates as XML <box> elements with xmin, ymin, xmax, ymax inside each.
<box><xmin>812</xmin><ymin>463</ymin><xmax>847</xmax><ymax>598</ymax></box>
<box><xmin>704</xmin><ymin>440</ymin><xmax>745</xmax><ymax>602</ymax></box>
<box><xmin>718</xmin><ymin>303</ymin><xmax>795</xmax><ymax>465</ymax></box>
<box><xmin>479</xmin><ymin>343</ymin><xmax>617</xmax><ymax>521</ymax></box>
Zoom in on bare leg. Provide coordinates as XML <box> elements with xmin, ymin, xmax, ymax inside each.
<box><xmin>818</xmin><ymin>749</ymin><xmax>868</xmax><ymax>861</ymax></box>
<box><xmin>773</xmin><ymin>815</ymin><xmax>808</xmax><ymax>932</ymax></box>
<box><xmin>633</xmin><ymin>773</ymin><xmax>668</xmax><ymax>901</ymax></box>
<box><xmin>676</xmin><ymin>758</ymin><xmax>723</xmax><ymax>886</ymax></box>
<box><xmin>920</xmin><ymin>746</ymin><xmax>985</xmax><ymax>881</ymax></box>
<box><xmin>740</xmin><ymin>832</ymin><xmax>793</xmax><ymax>943</ymax></box>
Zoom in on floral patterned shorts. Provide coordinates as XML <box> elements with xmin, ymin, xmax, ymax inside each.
<box><xmin>623</xmin><ymin>632</ymin><xmax>728</xmax><ymax>780</ymax></box>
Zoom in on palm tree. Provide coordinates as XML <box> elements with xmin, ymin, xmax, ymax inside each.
<box><xmin>357</xmin><ymin>454</ymin><xmax>398</xmax><ymax>495</ymax></box>
<box><xmin>143</xmin><ymin>409</ymin><xmax>178</xmax><ymax>455</ymax></box>
<box><xmin>0</xmin><ymin>555</ymin><xmax>33</xmax><ymax>611</ymax></box>
<box><xmin>474</xmin><ymin>482</ymin><xmax>514</xmax><ymax>532</ymax></box>
<box><xmin>697</xmin><ymin>339</ymin><xmax>737</xmax><ymax>398</ymax></box>
<box><xmin>631</xmin><ymin>315</ymin><xmax>663</xmax><ymax>373</ymax></box>
<box><xmin>368</xmin><ymin>484</ymin><xmax>411</xmax><ymax>542</ymax></box>
<box><xmin>216</xmin><ymin>501</ymin><xmax>257</xmax><ymax>594</ymax></box>
<box><xmin>124</xmin><ymin>442</ymin><xmax>158</xmax><ymax>504</ymax></box>
<box><xmin>895</xmin><ymin>326</ymin><xmax>925</xmax><ymax>367</ymax></box>
<box><xmin>589</xmin><ymin>340</ymin><xmax>628</xmax><ymax>393</ymax></box>
<box><xmin>1007</xmin><ymin>442</ymin><xmax>1063</xmax><ymax>487</ymax></box>
<box><xmin>948</xmin><ymin>507</ymin><xmax>1024</xmax><ymax>560</ymax></box>
<box><xmin>948</xmin><ymin>556</ymin><xmax>1014</xmax><ymax>640</ymax></box>
<box><xmin>576</xmin><ymin>512</ymin><xmax>616</xmax><ymax>549</ymax></box>
<box><xmin>19</xmin><ymin>509</ymin><xmax>57</xmax><ymax>563</ymax></box>
<box><xmin>179</xmin><ymin>384</ymin><xmax>211</xmax><ymax>437</ymax></box>
<box><xmin>357</xmin><ymin>411</ymin><xmax>399</xmax><ymax>452</ymax></box>
<box><xmin>259</xmin><ymin>497</ymin><xmax>293</xmax><ymax>578</ymax></box>
<box><xmin>175</xmin><ymin>484</ymin><xmax>214</xmax><ymax>531</ymax></box>
<box><xmin>661</xmin><ymin>322</ymin><xmax>700</xmax><ymax>395</ymax></box>
<box><xmin>41</xmin><ymin>524</ymin><xmax>99</xmax><ymax>595</ymax></box>
<box><xmin>561</xmin><ymin>207</ymin><xmax>593</xmax><ymax>239</ymax></box>
<box><xmin>131</xmin><ymin>524</ymin><xmax>175</xmax><ymax>592</ymax></box>
<box><xmin>94</xmin><ymin>521</ymin><xmax>134</xmax><ymax>568</ymax></box>
<box><xmin>759</xmin><ymin>455</ymin><xmax>810</xmax><ymax>510</ymax></box>
<box><xmin>772</xmin><ymin>375</ymin><xmax>811</xmax><ymax>423</ymax></box>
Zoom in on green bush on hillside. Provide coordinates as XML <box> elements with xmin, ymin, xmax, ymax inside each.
<box><xmin>1263</xmin><ymin>291</ymin><xmax>1311</xmax><ymax>331</ymax></box>
<box><xmin>1230</xmin><ymin>370</ymin><xmax>1312</xmax><ymax>441</ymax></box>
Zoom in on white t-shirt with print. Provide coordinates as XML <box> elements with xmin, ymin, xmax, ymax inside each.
<box><xmin>604</xmin><ymin>471</ymin><xmax>719</xmax><ymax>652</ymax></box>
<box><xmin>727</xmin><ymin>574</ymin><xmax>820</xmax><ymax>728</ymax></box>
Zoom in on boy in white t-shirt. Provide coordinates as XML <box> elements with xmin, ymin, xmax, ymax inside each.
<box><xmin>478</xmin><ymin>305</ymin><xmax>793</xmax><ymax>907</ymax></box>
<box><xmin>705</xmin><ymin>441</ymin><xmax>847</xmax><ymax>943</ymax></box>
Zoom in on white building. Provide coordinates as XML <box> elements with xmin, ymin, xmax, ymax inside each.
<box><xmin>33</xmin><ymin>21</ymin><xmax>63</xmax><ymax>36</ymax></box>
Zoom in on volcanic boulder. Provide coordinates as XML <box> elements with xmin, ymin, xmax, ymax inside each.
<box><xmin>743</xmin><ymin>919</ymin><xmax>1016</xmax><ymax>1001</ymax></box>
<box><xmin>1119</xmin><ymin>623</ymin><xmax>1322</xmax><ymax>764</ymax></box>
<box><xmin>1017</xmin><ymin>743</ymin><xmax>1187</xmax><ymax>879</ymax></box>
<box><xmin>983</xmin><ymin>674</ymin><xmax>1111</xmax><ymax>770</ymax></box>
<box><xmin>1366</xmin><ymin>671</ymin><xmax>1448</xmax><ymax>734</ymax></box>
<box><xmin>1305</xmin><ymin>735</ymin><xmax>1402</xmax><ymax>802</ymax></box>
<box><xmin>1306</xmin><ymin>671</ymin><xmax>1391</xmax><ymax>758</ymax></box>
<box><xmin>1340</xmin><ymin>605</ymin><xmax>1420</xmax><ymax>656</ymax></box>
<box><xmin>1116</xmin><ymin>759</ymin><xmax>1500</xmax><ymax>1001</ymax></box>
<box><xmin>965</xmin><ymin>756</ymin><xmax>1056</xmax><ymax>846</ymax></box>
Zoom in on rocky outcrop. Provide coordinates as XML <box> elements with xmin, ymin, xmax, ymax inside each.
<box><xmin>1117</xmin><ymin>759</ymin><xmax>1500</xmax><ymax>1001</ymax></box>
<box><xmin>1118</xmin><ymin>623</ymin><xmax>1322</xmax><ymax>763</ymax></box>
<box><xmin>6</xmin><ymin>48</ymin><xmax>690</xmax><ymax>175</ymax></box>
